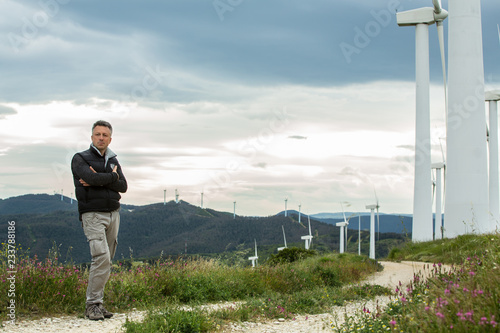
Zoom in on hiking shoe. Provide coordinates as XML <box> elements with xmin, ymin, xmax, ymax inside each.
<box><xmin>85</xmin><ymin>303</ymin><xmax>104</xmax><ymax>321</ymax></box>
<box><xmin>98</xmin><ymin>303</ymin><xmax>113</xmax><ymax>318</ymax></box>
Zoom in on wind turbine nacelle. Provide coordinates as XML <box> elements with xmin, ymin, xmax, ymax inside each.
<box><xmin>277</xmin><ymin>247</ymin><xmax>286</xmax><ymax>251</ymax></box>
<box><xmin>366</xmin><ymin>204</ymin><xmax>378</xmax><ymax>210</ymax></box>
<box><xmin>301</xmin><ymin>235</ymin><xmax>313</xmax><ymax>240</ymax></box>
<box><xmin>336</xmin><ymin>222</ymin><xmax>349</xmax><ymax>227</ymax></box>
<box><xmin>485</xmin><ymin>90</ymin><xmax>500</xmax><ymax>101</ymax></box>
<box><xmin>248</xmin><ymin>256</ymin><xmax>258</xmax><ymax>260</ymax></box>
<box><xmin>397</xmin><ymin>7</ymin><xmax>437</xmax><ymax>26</ymax></box>
<box><xmin>432</xmin><ymin>162</ymin><xmax>445</xmax><ymax>169</ymax></box>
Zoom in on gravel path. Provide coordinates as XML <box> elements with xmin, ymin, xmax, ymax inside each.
<box><xmin>1</xmin><ymin>261</ymin><xmax>441</xmax><ymax>333</ymax></box>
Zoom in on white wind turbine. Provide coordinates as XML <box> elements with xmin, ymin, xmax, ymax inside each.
<box><xmin>365</xmin><ymin>204</ymin><xmax>377</xmax><ymax>260</ymax></box>
<box><xmin>175</xmin><ymin>189</ymin><xmax>179</xmax><ymax>204</ymax></box>
<box><xmin>486</xmin><ymin>90</ymin><xmax>500</xmax><ymax>229</ymax></box>
<box><xmin>444</xmin><ymin>0</ymin><xmax>489</xmax><ymax>237</ymax></box>
<box><xmin>284</xmin><ymin>198</ymin><xmax>288</xmax><ymax>217</ymax></box>
<box><xmin>357</xmin><ymin>213</ymin><xmax>361</xmax><ymax>255</ymax></box>
<box><xmin>336</xmin><ymin>202</ymin><xmax>349</xmax><ymax>254</ymax></box>
<box><xmin>397</xmin><ymin>0</ymin><xmax>448</xmax><ymax>242</ymax></box>
<box><xmin>301</xmin><ymin>215</ymin><xmax>313</xmax><ymax>250</ymax></box>
<box><xmin>277</xmin><ymin>225</ymin><xmax>288</xmax><ymax>251</ymax></box>
<box><xmin>431</xmin><ymin>140</ymin><xmax>446</xmax><ymax>240</ymax></box>
<box><xmin>298</xmin><ymin>204</ymin><xmax>302</xmax><ymax>224</ymax></box>
<box><xmin>248</xmin><ymin>239</ymin><xmax>258</xmax><ymax>267</ymax></box>
<box><xmin>432</xmin><ymin>162</ymin><xmax>445</xmax><ymax>239</ymax></box>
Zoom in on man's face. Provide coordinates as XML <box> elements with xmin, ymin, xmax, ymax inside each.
<box><xmin>91</xmin><ymin>125</ymin><xmax>112</xmax><ymax>153</ymax></box>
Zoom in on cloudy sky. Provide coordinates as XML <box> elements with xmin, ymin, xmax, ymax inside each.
<box><xmin>1</xmin><ymin>0</ymin><xmax>499</xmax><ymax>216</ymax></box>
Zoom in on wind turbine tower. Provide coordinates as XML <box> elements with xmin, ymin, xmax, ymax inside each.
<box><xmin>61</xmin><ymin>189</ymin><xmax>63</xmax><ymax>201</ymax></box>
<box><xmin>336</xmin><ymin>202</ymin><xmax>349</xmax><ymax>253</ymax></box>
<box><xmin>233</xmin><ymin>201</ymin><xmax>236</xmax><ymax>219</ymax></box>
<box><xmin>248</xmin><ymin>239</ymin><xmax>258</xmax><ymax>267</ymax></box>
<box><xmin>445</xmin><ymin>0</ymin><xmax>489</xmax><ymax>237</ymax></box>
<box><xmin>486</xmin><ymin>90</ymin><xmax>500</xmax><ymax>229</ymax></box>
<box><xmin>397</xmin><ymin>0</ymin><xmax>447</xmax><ymax>242</ymax></box>
<box><xmin>366</xmin><ymin>204</ymin><xmax>377</xmax><ymax>259</ymax></box>
<box><xmin>432</xmin><ymin>162</ymin><xmax>445</xmax><ymax>240</ymax></box>
<box><xmin>284</xmin><ymin>198</ymin><xmax>288</xmax><ymax>217</ymax></box>
<box><xmin>175</xmin><ymin>189</ymin><xmax>179</xmax><ymax>204</ymax></box>
<box><xmin>358</xmin><ymin>214</ymin><xmax>361</xmax><ymax>255</ymax></box>
<box><xmin>298</xmin><ymin>204</ymin><xmax>301</xmax><ymax>223</ymax></box>
<box><xmin>336</xmin><ymin>221</ymin><xmax>348</xmax><ymax>254</ymax></box>
<box><xmin>164</xmin><ymin>189</ymin><xmax>166</xmax><ymax>205</ymax></box>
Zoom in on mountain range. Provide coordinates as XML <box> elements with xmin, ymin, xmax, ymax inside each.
<box><xmin>0</xmin><ymin>194</ymin><xmax>410</xmax><ymax>264</ymax></box>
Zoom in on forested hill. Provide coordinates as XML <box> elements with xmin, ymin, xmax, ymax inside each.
<box><xmin>0</xmin><ymin>194</ymin><xmax>345</xmax><ymax>264</ymax></box>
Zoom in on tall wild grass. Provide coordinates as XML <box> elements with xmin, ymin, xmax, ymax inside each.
<box><xmin>333</xmin><ymin>232</ymin><xmax>500</xmax><ymax>332</ymax></box>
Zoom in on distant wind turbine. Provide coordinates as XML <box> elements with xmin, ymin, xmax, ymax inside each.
<box><xmin>365</xmin><ymin>204</ymin><xmax>377</xmax><ymax>260</ymax></box>
<box><xmin>336</xmin><ymin>202</ymin><xmax>349</xmax><ymax>254</ymax></box>
<box><xmin>277</xmin><ymin>225</ymin><xmax>287</xmax><ymax>251</ymax></box>
<box><xmin>175</xmin><ymin>189</ymin><xmax>179</xmax><ymax>204</ymax></box>
<box><xmin>298</xmin><ymin>204</ymin><xmax>302</xmax><ymax>223</ymax></box>
<box><xmin>301</xmin><ymin>215</ymin><xmax>313</xmax><ymax>250</ymax></box>
<box><xmin>248</xmin><ymin>239</ymin><xmax>258</xmax><ymax>267</ymax></box>
<box><xmin>284</xmin><ymin>198</ymin><xmax>288</xmax><ymax>217</ymax></box>
<box><xmin>432</xmin><ymin>162</ymin><xmax>445</xmax><ymax>240</ymax></box>
<box><xmin>358</xmin><ymin>214</ymin><xmax>361</xmax><ymax>255</ymax></box>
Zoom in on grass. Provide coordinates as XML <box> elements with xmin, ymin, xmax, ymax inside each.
<box><xmin>333</xmin><ymin>232</ymin><xmax>500</xmax><ymax>332</ymax></box>
<box><xmin>6</xmin><ymin>232</ymin><xmax>497</xmax><ymax>333</ymax></box>
<box><xmin>0</xmin><ymin>244</ymin><xmax>389</xmax><ymax>332</ymax></box>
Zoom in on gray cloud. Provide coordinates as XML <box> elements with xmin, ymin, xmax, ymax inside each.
<box><xmin>0</xmin><ymin>105</ymin><xmax>16</xmax><ymax>118</ymax></box>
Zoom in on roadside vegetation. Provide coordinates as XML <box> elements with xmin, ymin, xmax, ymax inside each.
<box><xmin>2</xmin><ymin>232</ymin><xmax>498</xmax><ymax>332</ymax></box>
<box><xmin>333</xmin><ymin>232</ymin><xmax>500</xmax><ymax>332</ymax></box>
<box><xmin>0</xmin><ymin>245</ymin><xmax>389</xmax><ymax>332</ymax></box>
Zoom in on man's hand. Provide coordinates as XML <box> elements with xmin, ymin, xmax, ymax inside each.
<box><xmin>112</xmin><ymin>165</ymin><xmax>119</xmax><ymax>180</ymax></box>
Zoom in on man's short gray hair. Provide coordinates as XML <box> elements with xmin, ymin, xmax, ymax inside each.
<box><xmin>92</xmin><ymin>120</ymin><xmax>113</xmax><ymax>135</ymax></box>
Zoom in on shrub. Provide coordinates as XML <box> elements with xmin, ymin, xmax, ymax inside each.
<box><xmin>267</xmin><ymin>247</ymin><xmax>317</xmax><ymax>265</ymax></box>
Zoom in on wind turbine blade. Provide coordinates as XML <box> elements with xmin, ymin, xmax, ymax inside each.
<box><xmin>439</xmin><ymin>137</ymin><xmax>446</xmax><ymax>164</ymax></box>
<box><xmin>432</xmin><ymin>169</ymin><xmax>436</xmax><ymax>207</ymax></box>
<box><xmin>442</xmin><ymin>164</ymin><xmax>446</xmax><ymax>213</ymax></box>
<box><xmin>282</xmin><ymin>225</ymin><xmax>287</xmax><ymax>248</ymax></box>
<box><xmin>498</xmin><ymin>24</ymin><xmax>500</xmax><ymax>45</ymax></box>
<box><xmin>307</xmin><ymin>215</ymin><xmax>312</xmax><ymax>236</ymax></box>
<box><xmin>436</xmin><ymin>21</ymin><xmax>448</xmax><ymax>121</ymax></box>
<box><xmin>432</xmin><ymin>0</ymin><xmax>442</xmax><ymax>14</ymax></box>
<box><xmin>341</xmin><ymin>202</ymin><xmax>347</xmax><ymax>223</ymax></box>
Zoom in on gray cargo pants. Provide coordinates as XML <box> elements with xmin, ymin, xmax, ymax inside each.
<box><xmin>82</xmin><ymin>210</ymin><xmax>120</xmax><ymax>305</ymax></box>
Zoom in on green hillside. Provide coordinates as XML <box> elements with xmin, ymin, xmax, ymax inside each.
<box><xmin>0</xmin><ymin>194</ymin><xmax>405</xmax><ymax>264</ymax></box>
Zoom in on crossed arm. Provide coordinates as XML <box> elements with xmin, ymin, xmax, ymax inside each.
<box><xmin>71</xmin><ymin>155</ymin><xmax>128</xmax><ymax>193</ymax></box>
<box><xmin>79</xmin><ymin>165</ymin><xmax>118</xmax><ymax>186</ymax></box>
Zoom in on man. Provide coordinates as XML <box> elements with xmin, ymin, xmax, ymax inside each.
<box><xmin>71</xmin><ymin>120</ymin><xmax>127</xmax><ymax>320</ymax></box>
